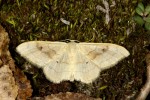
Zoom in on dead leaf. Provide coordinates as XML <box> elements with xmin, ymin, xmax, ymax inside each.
<box><xmin>0</xmin><ymin>25</ymin><xmax>32</xmax><ymax>100</ymax></box>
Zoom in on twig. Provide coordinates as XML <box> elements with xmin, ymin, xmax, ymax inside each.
<box><xmin>96</xmin><ymin>0</ymin><xmax>115</xmax><ymax>24</ymax></box>
<box><xmin>136</xmin><ymin>52</ymin><xmax>150</xmax><ymax>100</ymax></box>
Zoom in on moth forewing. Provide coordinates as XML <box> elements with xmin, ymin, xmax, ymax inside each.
<box><xmin>77</xmin><ymin>43</ymin><xmax>130</xmax><ymax>70</ymax></box>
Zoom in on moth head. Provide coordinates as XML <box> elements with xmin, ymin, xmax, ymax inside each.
<box><xmin>60</xmin><ymin>39</ymin><xmax>80</xmax><ymax>43</ymax></box>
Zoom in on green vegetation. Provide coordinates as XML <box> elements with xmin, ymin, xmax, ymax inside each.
<box><xmin>134</xmin><ymin>2</ymin><xmax>150</xmax><ymax>30</ymax></box>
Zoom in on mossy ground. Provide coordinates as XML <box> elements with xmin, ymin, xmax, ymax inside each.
<box><xmin>0</xmin><ymin>0</ymin><xmax>150</xmax><ymax>99</ymax></box>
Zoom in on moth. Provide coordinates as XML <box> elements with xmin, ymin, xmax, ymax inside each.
<box><xmin>16</xmin><ymin>40</ymin><xmax>130</xmax><ymax>83</ymax></box>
